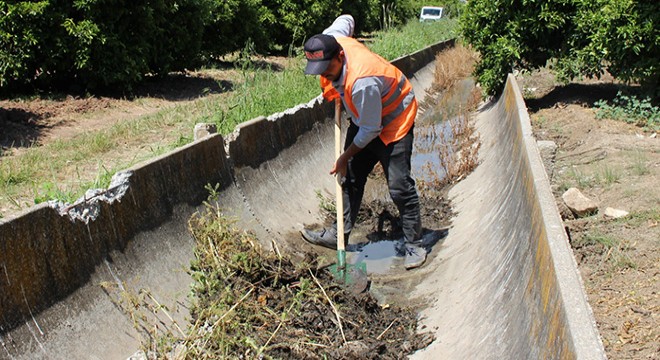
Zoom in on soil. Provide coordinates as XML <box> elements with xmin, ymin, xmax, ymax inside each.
<box><xmin>0</xmin><ymin>70</ymin><xmax>234</xmax><ymax>152</ymax></box>
<box><xmin>1</xmin><ymin>63</ymin><xmax>658</xmax><ymax>358</ymax></box>
<box><xmin>518</xmin><ymin>69</ymin><xmax>659</xmax><ymax>359</ymax></box>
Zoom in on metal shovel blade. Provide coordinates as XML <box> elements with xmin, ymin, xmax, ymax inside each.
<box><xmin>329</xmin><ymin>250</ymin><xmax>369</xmax><ymax>294</ymax></box>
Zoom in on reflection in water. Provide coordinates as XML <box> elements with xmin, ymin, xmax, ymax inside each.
<box><xmin>350</xmin><ymin>240</ymin><xmax>402</xmax><ymax>275</ymax></box>
<box><xmin>413</xmin><ymin>78</ymin><xmax>478</xmax><ymax>185</ymax></box>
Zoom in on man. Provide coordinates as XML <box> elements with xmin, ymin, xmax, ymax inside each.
<box><xmin>301</xmin><ymin>15</ymin><xmax>426</xmax><ymax>269</ymax></box>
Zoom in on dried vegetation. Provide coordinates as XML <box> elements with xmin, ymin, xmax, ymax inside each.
<box><xmin>417</xmin><ymin>44</ymin><xmax>482</xmax><ymax>188</ymax></box>
<box><xmin>107</xmin><ymin>200</ymin><xmax>432</xmax><ymax>359</ymax></box>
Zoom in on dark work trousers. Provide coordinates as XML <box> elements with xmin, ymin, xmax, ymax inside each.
<box><xmin>342</xmin><ymin>121</ymin><xmax>422</xmax><ymax>243</ymax></box>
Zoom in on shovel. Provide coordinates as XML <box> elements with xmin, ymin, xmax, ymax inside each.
<box><xmin>329</xmin><ymin>98</ymin><xmax>368</xmax><ymax>294</ymax></box>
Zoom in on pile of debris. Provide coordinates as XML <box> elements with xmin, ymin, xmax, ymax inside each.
<box><xmin>136</xmin><ymin>202</ymin><xmax>433</xmax><ymax>359</ymax></box>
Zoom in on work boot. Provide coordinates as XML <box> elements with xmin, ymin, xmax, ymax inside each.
<box><xmin>301</xmin><ymin>228</ymin><xmax>337</xmax><ymax>250</ymax></box>
<box><xmin>403</xmin><ymin>244</ymin><xmax>427</xmax><ymax>269</ymax></box>
<box><xmin>395</xmin><ymin>240</ymin><xmax>427</xmax><ymax>269</ymax></box>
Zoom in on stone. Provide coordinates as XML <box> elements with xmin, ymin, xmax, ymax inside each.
<box><xmin>338</xmin><ymin>340</ymin><xmax>370</xmax><ymax>358</ymax></box>
<box><xmin>127</xmin><ymin>350</ymin><xmax>147</xmax><ymax>360</ymax></box>
<box><xmin>562</xmin><ymin>187</ymin><xmax>598</xmax><ymax>217</ymax></box>
<box><xmin>193</xmin><ymin>123</ymin><xmax>217</xmax><ymax>141</ymax></box>
<box><xmin>603</xmin><ymin>207</ymin><xmax>629</xmax><ymax>219</ymax></box>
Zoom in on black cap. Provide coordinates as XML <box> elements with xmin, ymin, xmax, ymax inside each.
<box><xmin>303</xmin><ymin>34</ymin><xmax>340</xmax><ymax>75</ymax></box>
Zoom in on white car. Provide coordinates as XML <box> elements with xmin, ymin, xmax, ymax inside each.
<box><xmin>419</xmin><ymin>6</ymin><xmax>443</xmax><ymax>22</ymax></box>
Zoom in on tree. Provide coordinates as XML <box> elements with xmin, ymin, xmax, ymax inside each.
<box><xmin>1</xmin><ymin>0</ymin><xmax>426</xmax><ymax>93</ymax></box>
<box><xmin>202</xmin><ymin>0</ymin><xmax>272</xmax><ymax>57</ymax></box>
<box><xmin>1</xmin><ymin>0</ymin><xmax>211</xmax><ymax>92</ymax></box>
<box><xmin>461</xmin><ymin>0</ymin><xmax>658</xmax><ymax>96</ymax></box>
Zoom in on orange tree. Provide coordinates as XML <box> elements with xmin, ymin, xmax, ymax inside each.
<box><xmin>0</xmin><ymin>0</ymin><xmax>424</xmax><ymax>94</ymax></box>
<box><xmin>461</xmin><ymin>0</ymin><xmax>659</xmax><ymax>96</ymax></box>
<box><xmin>0</xmin><ymin>0</ymin><xmax>211</xmax><ymax>93</ymax></box>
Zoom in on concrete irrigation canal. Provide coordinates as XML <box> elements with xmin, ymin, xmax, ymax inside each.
<box><xmin>0</xmin><ymin>40</ymin><xmax>606</xmax><ymax>359</ymax></box>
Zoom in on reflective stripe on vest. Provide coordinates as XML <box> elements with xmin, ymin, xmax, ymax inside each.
<box><xmin>320</xmin><ymin>37</ymin><xmax>417</xmax><ymax>145</ymax></box>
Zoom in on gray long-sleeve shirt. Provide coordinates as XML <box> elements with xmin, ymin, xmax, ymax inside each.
<box><xmin>322</xmin><ymin>15</ymin><xmax>384</xmax><ymax>148</ymax></box>
<box><xmin>322</xmin><ymin>15</ymin><xmax>415</xmax><ymax>148</ymax></box>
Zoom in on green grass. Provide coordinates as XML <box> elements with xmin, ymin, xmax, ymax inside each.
<box><xmin>577</xmin><ymin>231</ymin><xmax>637</xmax><ymax>270</ymax></box>
<box><xmin>567</xmin><ymin>167</ymin><xmax>595</xmax><ymax>189</ymax></box>
<box><xmin>315</xmin><ymin>190</ymin><xmax>335</xmax><ymax>214</ymax></box>
<box><xmin>0</xmin><ymin>19</ymin><xmax>459</xmax><ymax>211</ymax></box>
<box><xmin>558</xmin><ymin>163</ymin><xmax>626</xmax><ymax>190</ymax></box>
<box><xmin>533</xmin><ymin>115</ymin><xmax>548</xmax><ymax>127</ymax></box>
<box><xmin>573</xmin><ymin>209</ymin><xmax>658</xmax><ymax>273</ymax></box>
<box><xmin>599</xmin><ymin>164</ymin><xmax>621</xmax><ymax>185</ymax></box>
<box><xmin>212</xmin><ymin>63</ymin><xmax>320</xmax><ymax>134</ymax></box>
<box><xmin>628</xmin><ymin>150</ymin><xmax>650</xmax><ymax>176</ymax></box>
<box><xmin>579</xmin><ymin>232</ymin><xmax>618</xmax><ymax>248</ymax></box>
<box><xmin>369</xmin><ymin>19</ymin><xmax>459</xmax><ymax>60</ymax></box>
<box><xmin>614</xmin><ymin>208</ymin><xmax>660</xmax><ymax>228</ymax></box>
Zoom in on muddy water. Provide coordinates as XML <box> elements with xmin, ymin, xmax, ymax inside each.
<box><xmin>350</xmin><ymin>240</ymin><xmax>403</xmax><ymax>274</ymax></box>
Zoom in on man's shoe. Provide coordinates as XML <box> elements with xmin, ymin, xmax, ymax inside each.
<box><xmin>301</xmin><ymin>228</ymin><xmax>337</xmax><ymax>250</ymax></box>
<box><xmin>394</xmin><ymin>240</ymin><xmax>408</xmax><ymax>257</ymax></box>
<box><xmin>403</xmin><ymin>244</ymin><xmax>427</xmax><ymax>269</ymax></box>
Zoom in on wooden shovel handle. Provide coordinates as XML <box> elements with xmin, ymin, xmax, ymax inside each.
<box><xmin>334</xmin><ymin>98</ymin><xmax>345</xmax><ymax>252</ymax></box>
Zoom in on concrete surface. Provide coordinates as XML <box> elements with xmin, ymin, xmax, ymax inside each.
<box><xmin>410</xmin><ymin>75</ymin><xmax>605</xmax><ymax>360</ymax></box>
<box><xmin>0</xmin><ymin>40</ymin><xmax>605</xmax><ymax>359</ymax></box>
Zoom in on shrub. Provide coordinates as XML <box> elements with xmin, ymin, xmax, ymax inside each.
<box><xmin>1</xmin><ymin>0</ymin><xmax>431</xmax><ymax>94</ymax></box>
<box><xmin>202</xmin><ymin>0</ymin><xmax>273</xmax><ymax>57</ymax></box>
<box><xmin>461</xmin><ymin>0</ymin><xmax>659</xmax><ymax>96</ymax></box>
<box><xmin>595</xmin><ymin>91</ymin><xmax>660</xmax><ymax>131</ymax></box>
<box><xmin>0</xmin><ymin>1</ymin><xmax>51</xmax><ymax>89</ymax></box>
<box><xmin>1</xmin><ymin>0</ymin><xmax>210</xmax><ymax>92</ymax></box>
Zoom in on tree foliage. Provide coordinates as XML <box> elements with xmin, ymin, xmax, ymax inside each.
<box><xmin>202</xmin><ymin>0</ymin><xmax>271</xmax><ymax>57</ymax></box>
<box><xmin>1</xmin><ymin>0</ymin><xmax>428</xmax><ymax>94</ymax></box>
<box><xmin>461</xmin><ymin>0</ymin><xmax>658</xmax><ymax>96</ymax></box>
<box><xmin>1</xmin><ymin>0</ymin><xmax>212</xmax><ymax>92</ymax></box>
<box><xmin>0</xmin><ymin>1</ymin><xmax>50</xmax><ymax>89</ymax></box>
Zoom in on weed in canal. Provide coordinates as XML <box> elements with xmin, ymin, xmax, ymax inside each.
<box><xmin>105</xmin><ymin>200</ymin><xmax>433</xmax><ymax>359</ymax></box>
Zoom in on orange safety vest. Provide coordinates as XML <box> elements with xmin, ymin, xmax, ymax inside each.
<box><xmin>320</xmin><ymin>36</ymin><xmax>417</xmax><ymax>145</ymax></box>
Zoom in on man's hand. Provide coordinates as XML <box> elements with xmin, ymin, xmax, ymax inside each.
<box><xmin>330</xmin><ymin>152</ymin><xmax>349</xmax><ymax>178</ymax></box>
<box><xmin>330</xmin><ymin>142</ymin><xmax>362</xmax><ymax>179</ymax></box>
